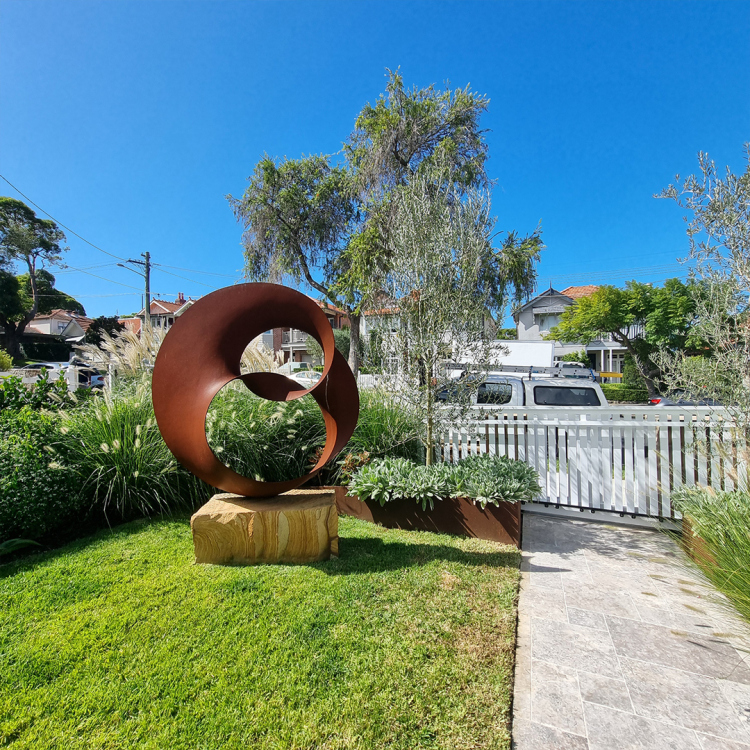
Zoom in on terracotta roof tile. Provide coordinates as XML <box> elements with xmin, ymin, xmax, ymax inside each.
<box><xmin>561</xmin><ymin>285</ymin><xmax>600</xmax><ymax>299</ymax></box>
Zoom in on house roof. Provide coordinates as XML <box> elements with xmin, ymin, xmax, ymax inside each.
<box><xmin>33</xmin><ymin>310</ymin><xmax>94</xmax><ymax>332</ymax></box>
<box><xmin>133</xmin><ymin>297</ymin><xmax>194</xmax><ymax>318</ymax></box>
<box><xmin>560</xmin><ymin>285</ymin><xmax>600</xmax><ymax>299</ymax></box>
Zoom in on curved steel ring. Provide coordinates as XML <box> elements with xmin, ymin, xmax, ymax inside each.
<box><xmin>152</xmin><ymin>283</ymin><xmax>359</xmax><ymax>497</ymax></box>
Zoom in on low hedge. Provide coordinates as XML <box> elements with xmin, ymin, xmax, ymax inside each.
<box><xmin>601</xmin><ymin>384</ymin><xmax>649</xmax><ymax>403</ymax></box>
<box><xmin>347</xmin><ymin>454</ymin><xmax>541</xmax><ymax>510</ymax></box>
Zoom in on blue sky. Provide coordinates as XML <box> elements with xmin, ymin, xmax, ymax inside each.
<box><xmin>1</xmin><ymin>0</ymin><xmax>748</xmax><ymax>322</ymax></box>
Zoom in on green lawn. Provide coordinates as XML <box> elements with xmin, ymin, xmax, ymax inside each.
<box><xmin>0</xmin><ymin>515</ymin><xmax>520</xmax><ymax>750</ymax></box>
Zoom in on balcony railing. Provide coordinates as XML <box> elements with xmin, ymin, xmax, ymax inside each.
<box><xmin>281</xmin><ymin>329</ymin><xmax>309</xmax><ymax>345</ymax></box>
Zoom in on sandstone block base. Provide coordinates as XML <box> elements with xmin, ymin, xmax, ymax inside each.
<box><xmin>191</xmin><ymin>489</ymin><xmax>338</xmax><ymax>565</ymax></box>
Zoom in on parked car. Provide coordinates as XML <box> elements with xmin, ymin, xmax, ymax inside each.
<box><xmin>438</xmin><ymin>373</ymin><xmax>609</xmax><ymax>408</ymax></box>
<box><xmin>287</xmin><ymin>370</ymin><xmax>322</xmax><ymax>388</ymax></box>
<box><xmin>19</xmin><ymin>362</ymin><xmax>68</xmax><ymax>374</ymax></box>
<box><xmin>648</xmin><ymin>390</ymin><xmax>720</xmax><ymax>407</ymax></box>
<box><xmin>75</xmin><ymin>367</ymin><xmax>105</xmax><ymax>389</ymax></box>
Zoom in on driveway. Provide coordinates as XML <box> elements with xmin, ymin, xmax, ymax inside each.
<box><xmin>513</xmin><ymin>513</ymin><xmax>750</xmax><ymax>749</ymax></box>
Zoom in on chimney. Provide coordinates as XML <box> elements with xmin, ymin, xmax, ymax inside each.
<box><xmin>177</xmin><ymin>292</ymin><xmax>185</xmax><ymax>305</ymax></box>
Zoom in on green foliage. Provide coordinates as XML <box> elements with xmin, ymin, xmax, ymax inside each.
<box><xmin>345</xmin><ymin>69</ymin><xmax>490</xmax><ymax>192</ymax></box>
<box><xmin>548</xmin><ymin>279</ymin><xmax>699</xmax><ymax>394</ymax></box>
<box><xmin>84</xmin><ymin>315</ymin><xmax>125</xmax><ymax>345</ymax></box>
<box><xmin>0</xmin><ymin>517</ymin><xmax>519</xmax><ymax>749</ymax></box>
<box><xmin>496</xmin><ymin>328</ymin><xmax>518</xmax><ymax>340</ymax></box>
<box><xmin>57</xmin><ymin>380</ymin><xmax>207</xmax><ymax>520</ymax></box>
<box><xmin>0</xmin><ymin>408</ymin><xmax>81</xmax><ymax>543</ymax></box>
<box><xmin>622</xmin><ymin>353</ymin><xmax>646</xmax><ymax>388</ymax></box>
<box><xmin>306</xmin><ymin>327</ymin><xmax>353</xmax><ymax>362</ymax></box>
<box><xmin>18</xmin><ymin>268</ymin><xmax>85</xmax><ymax>315</ymax></box>
<box><xmin>206</xmin><ymin>385</ymin><xmax>423</xmax><ymax>486</ymax></box>
<box><xmin>0</xmin><ymin>347</ymin><xmax>11</xmax><ymax>371</ymax></box>
<box><xmin>560</xmin><ymin>349</ymin><xmax>589</xmax><ymax>364</ymax></box>
<box><xmin>0</xmin><ymin>369</ymin><xmax>77</xmax><ymax>411</ymax></box>
<box><xmin>673</xmin><ymin>486</ymin><xmax>750</xmax><ymax>624</ymax></box>
<box><xmin>600</xmin><ymin>384</ymin><xmax>649</xmax><ymax>403</ymax></box>
<box><xmin>348</xmin><ymin>454</ymin><xmax>541</xmax><ymax>510</ymax></box>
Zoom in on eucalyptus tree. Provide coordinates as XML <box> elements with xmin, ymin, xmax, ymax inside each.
<box><xmin>0</xmin><ymin>198</ymin><xmax>68</xmax><ymax>360</ymax></box>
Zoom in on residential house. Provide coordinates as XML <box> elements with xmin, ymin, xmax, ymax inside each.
<box><xmin>119</xmin><ymin>293</ymin><xmax>194</xmax><ymax>335</ymax></box>
<box><xmin>273</xmin><ymin>299</ymin><xmax>350</xmax><ymax>364</ymax></box>
<box><xmin>514</xmin><ymin>285</ymin><xmax>638</xmax><ymax>374</ymax></box>
<box><xmin>28</xmin><ymin>309</ymin><xmax>94</xmax><ymax>342</ymax></box>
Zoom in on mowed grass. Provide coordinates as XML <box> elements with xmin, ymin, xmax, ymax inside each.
<box><xmin>0</xmin><ymin>516</ymin><xmax>520</xmax><ymax>750</ymax></box>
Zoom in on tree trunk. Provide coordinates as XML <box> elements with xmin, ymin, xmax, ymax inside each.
<box><xmin>348</xmin><ymin>311</ymin><xmax>361</xmax><ymax>377</ymax></box>
<box><xmin>0</xmin><ymin>321</ymin><xmax>21</xmax><ymax>362</ymax></box>
<box><xmin>611</xmin><ymin>332</ymin><xmax>659</xmax><ymax>398</ymax></box>
<box><xmin>425</xmin><ymin>363</ymin><xmax>434</xmax><ymax>465</ymax></box>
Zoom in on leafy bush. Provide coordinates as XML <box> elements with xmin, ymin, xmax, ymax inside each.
<box><xmin>206</xmin><ymin>385</ymin><xmax>423</xmax><ymax>486</ymax></box>
<box><xmin>0</xmin><ymin>347</ymin><xmax>12</xmax><ymax>371</ymax></box>
<box><xmin>57</xmin><ymin>379</ymin><xmax>207</xmax><ymax>520</ymax></box>
<box><xmin>348</xmin><ymin>454</ymin><xmax>541</xmax><ymax>510</ymax></box>
<box><xmin>601</xmin><ymin>383</ymin><xmax>649</xmax><ymax>403</ymax></box>
<box><xmin>673</xmin><ymin>485</ymin><xmax>750</xmax><ymax>624</ymax></box>
<box><xmin>0</xmin><ymin>408</ymin><xmax>81</xmax><ymax>543</ymax></box>
<box><xmin>0</xmin><ymin>369</ymin><xmax>81</xmax><ymax>411</ymax></box>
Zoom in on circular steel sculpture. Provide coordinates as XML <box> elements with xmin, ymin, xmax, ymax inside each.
<box><xmin>152</xmin><ymin>283</ymin><xmax>359</xmax><ymax>497</ymax></box>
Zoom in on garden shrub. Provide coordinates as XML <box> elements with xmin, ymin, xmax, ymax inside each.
<box><xmin>0</xmin><ymin>347</ymin><xmax>12</xmax><ymax>372</ymax></box>
<box><xmin>673</xmin><ymin>485</ymin><xmax>750</xmax><ymax>624</ymax></box>
<box><xmin>57</xmin><ymin>378</ymin><xmax>208</xmax><ymax>521</ymax></box>
<box><xmin>206</xmin><ymin>385</ymin><xmax>423</xmax><ymax>485</ymax></box>
<box><xmin>0</xmin><ymin>408</ymin><xmax>81</xmax><ymax>543</ymax></box>
<box><xmin>601</xmin><ymin>383</ymin><xmax>649</xmax><ymax>403</ymax></box>
<box><xmin>348</xmin><ymin>454</ymin><xmax>541</xmax><ymax>510</ymax></box>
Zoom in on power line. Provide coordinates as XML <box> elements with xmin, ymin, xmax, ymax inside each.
<box><xmin>0</xmin><ymin>174</ymin><xmax>128</xmax><ymax>261</ymax></box>
<box><xmin>153</xmin><ymin>263</ymin><xmax>238</xmax><ymax>278</ymax></box>
<box><xmin>152</xmin><ymin>265</ymin><xmax>219</xmax><ymax>289</ymax></box>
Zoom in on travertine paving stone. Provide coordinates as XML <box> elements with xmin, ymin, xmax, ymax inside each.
<box><xmin>512</xmin><ymin>514</ymin><xmax>750</xmax><ymax>749</ymax></box>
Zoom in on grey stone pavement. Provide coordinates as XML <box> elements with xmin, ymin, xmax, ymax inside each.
<box><xmin>512</xmin><ymin>513</ymin><xmax>750</xmax><ymax>750</ymax></box>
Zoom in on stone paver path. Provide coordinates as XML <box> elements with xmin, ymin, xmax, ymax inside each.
<box><xmin>513</xmin><ymin>513</ymin><xmax>750</xmax><ymax>750</ymax></box>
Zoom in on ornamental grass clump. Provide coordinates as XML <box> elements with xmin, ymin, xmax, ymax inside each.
<box><xmin>57</xmin><ymin>378</ymin><xmax>206</xmax><ymax>520</ymax></box>
<box><xmin>673</xmin><ymin>485</ymin><xmax>750</xmax><ymax>624</ymax></box>
<box><xmin>348</xmin><ymin>454</ymin><xmax>541</xmax><ymax>510</ymax></box>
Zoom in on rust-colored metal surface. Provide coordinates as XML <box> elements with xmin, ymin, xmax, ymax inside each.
<box><xmin>152</xmin><ymin>283</ymin><xmax>359</xmax><ymax>497</ymax></box>
<box><xmin>335</xmin><ymin>488</ymin><xmax>521</xmax><ymax>547</ymax></box>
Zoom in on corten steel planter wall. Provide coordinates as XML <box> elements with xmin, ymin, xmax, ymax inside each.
<box><xmin>334</xmin><ymin>487</ymin><xmax>521</xmax><ymax>548</ymax></box>
<box><xmin>682</xmin><ymin>515</ymin><xmax>716</xmax><ymax>567</ymax></box>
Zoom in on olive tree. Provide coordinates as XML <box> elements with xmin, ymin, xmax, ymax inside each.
<box><xmin>656</xmin><ymin>146</ymin><xmax>750</xmax><ymax>431</ymax></box>
<box><xmin>372</xmin><ymin>173</ymin><xmax>499</xmax><ymax>463</ymax></box>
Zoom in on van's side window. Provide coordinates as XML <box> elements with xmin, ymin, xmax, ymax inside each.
<box><xmin>477</xmin><ymin>382</ymin><xmax>513</xmax><ymax>405</ymax></box>
<box><xmin>533</xmin><ymin>386</ymin><xmax>601</xmax><ymax>406</ymax></box>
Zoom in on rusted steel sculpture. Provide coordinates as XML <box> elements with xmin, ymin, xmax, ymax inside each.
<box><xmin>152</xmin><ymin>283</ymin><xmax>359</xmax><ymax>497</ymax></box>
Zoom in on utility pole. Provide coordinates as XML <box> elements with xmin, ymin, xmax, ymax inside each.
<box><xmin>118</xmin><ymin>252</ymin><xmax>152</xmax><ymax>328</ymax></box>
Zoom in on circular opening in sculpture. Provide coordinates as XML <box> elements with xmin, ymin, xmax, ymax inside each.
<box><xmin>205</xmin><ymin>380</ymin><xmax>327</xmax><ymax>484</ymax></box>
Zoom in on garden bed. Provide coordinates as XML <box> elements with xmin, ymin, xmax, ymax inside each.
<box><xmin>336</xmin><ymin>487</ymin><xmax>522</xmax><ymax>547</ymax></box>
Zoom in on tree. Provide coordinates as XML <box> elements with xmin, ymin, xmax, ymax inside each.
<box><xmin>0</xmin><ymin>198</ymin><xmax>68</xmax><ymax>360</ymax></box>
<box><xmin>84</xmin><ymin>316</ymin><xmax>125</xmax><ymax>345</ymax></box>
<box><xmin>19</xmin><ymin>269</ymin><xmax>85</xmax><ymax>316</ymax></box>
<box><xmin>655</xmin><ymin>146</ymin><xmax>750</xmax><ymax>431</ymax></box>
<box><xmin>306</xmin><ymin>327</ymin><xmax>355</xmax><ymax>364</ymax></box>
<box><xmin>547</xmin><ymin>280</ymin><xmax>699</xmax><ymax>397</ymax></box>
<box><xmin>228</xmin><ymin>155</ymin><xmax>361</xmax><ymax>368</ymax></box>
<box><xmin>371</xmin><ymin>173</ymin><xmax>498</xmax><ymax>464</ymax></box>
<box><xmin>230</xmin><ymin>71</ymin><xmax>525</xmax><ymax>378</ymax></box>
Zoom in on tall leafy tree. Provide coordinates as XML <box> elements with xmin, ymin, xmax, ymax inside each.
<box><xmin>548</xmin><ymin>279</ymin><xmax>699</xmax><ymax>397</ymax></box>
<box><xmin>228</xmin><ymin>154</ymin><xmax>359</xmax><ymax>366</ymax></box>
<box><xmin>19</xmin><ymin>269</ymin><xmax>85</xmax><ymax>316</ymax></box>
<box><xmin>0</xmin><ymin>198</ymin><xmax>69</xmax><ymax>360</ymax></box>
<box><xmin>84</xmin><ymin>316</ymin><xmax>125</xmax><ymax>345</ymax></box>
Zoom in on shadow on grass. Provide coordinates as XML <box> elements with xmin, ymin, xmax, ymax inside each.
<box><xmin>2</xmin><ymin>513</ymin><xmax>519</xmax><ymax>580</ymax></box>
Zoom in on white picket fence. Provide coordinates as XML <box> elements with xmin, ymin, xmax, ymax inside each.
<box><xmin>438</xmin><ymin>407</ymin><xmax>746</xmax><ymax>520</ymax></box>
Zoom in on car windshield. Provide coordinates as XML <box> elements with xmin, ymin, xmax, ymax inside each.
<box><xmin>533</xmin><ymin>386</ymin><xmax>601</xmax><ymax>406</ymax></box>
